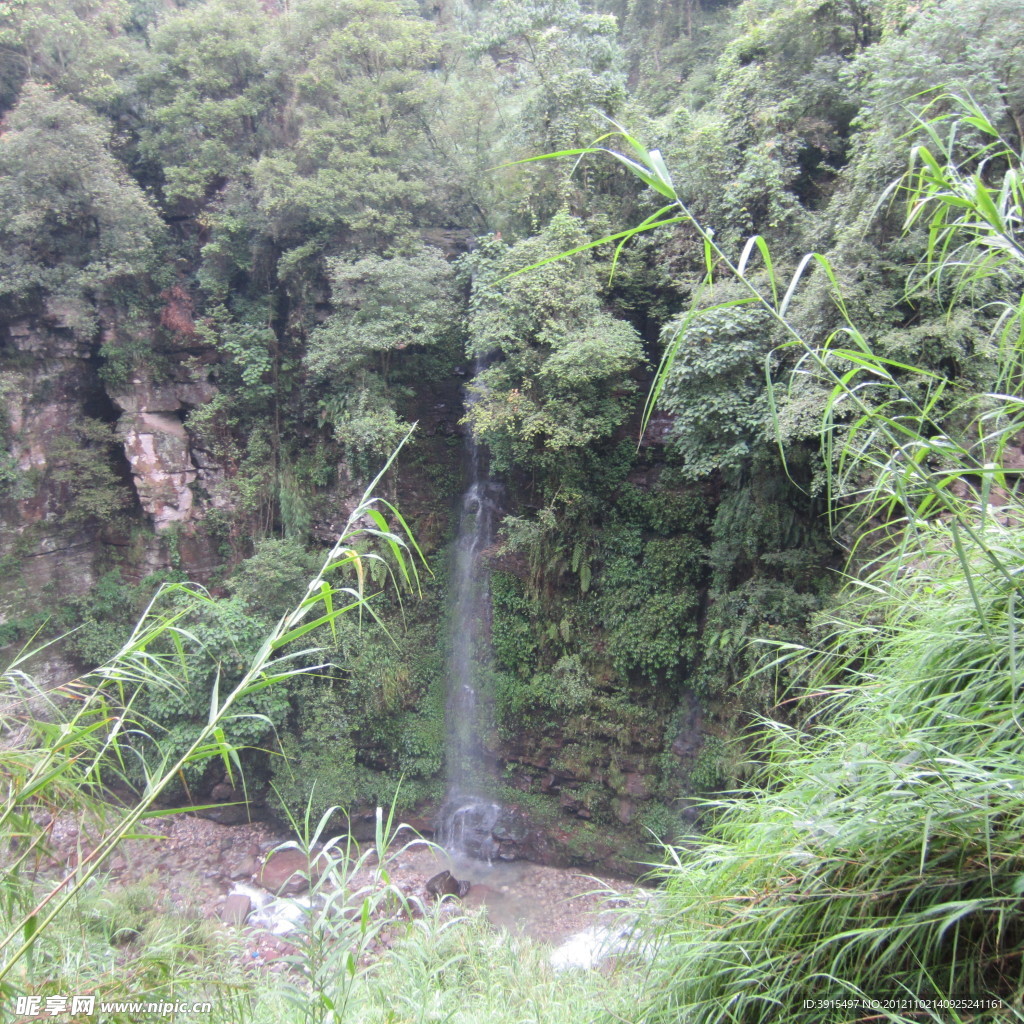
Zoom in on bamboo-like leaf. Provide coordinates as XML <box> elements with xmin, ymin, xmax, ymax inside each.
<box><xmin>779</xmin><ymin>252</ymin><xmax>820</xmax><ymax>317</ymax></box>
<box><xmin>272</xmin><ymin>596</ymin><xmax>372</xmax><ymax>649</ymax></box>
<box><xmin>319</xmin><ymin>581</ymin><xmax>336</xmax><ymax>643</ymax></box>
<box><xmin>736</xmin><ymin>235</ymin><xmax>778</xmax><ymax>307</ymax></box>
<box><xmin>506</xmin><ymin>217</ymin><xmax>686</xmax><ymax>279</ymax></box>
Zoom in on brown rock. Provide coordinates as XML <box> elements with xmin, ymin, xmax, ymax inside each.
<box><xmin>425</xmin><ymin>870</ymin><xmax>470</xmax><ymax>899</ymax></box>
<box><xmin>220</xmin><ymin>893</ymin><xmax>251</xmax><ymax>927</ymax></box>
<box><xmin>229</xmin><ymin>854</ymin><xmax>257</xmax><ymax>881</ymax></box>
<box><xmin>399</xmin><ymin>816</ymin><xmax>435</xmax><ymax>837</ymax></box>
<box><xmin>622</xmin><ymin>773</ymin><xmax>651</xmax><ymax>799</ymax></box>
<box><xmin>613</xmin><ymin>798</ymin><xmax>636</xmax><ymax>825</ymax></box>
<box><xmin>257</xmin><ymin>848</ymin><xmax>324</xmax><ymax>896</ymax></box>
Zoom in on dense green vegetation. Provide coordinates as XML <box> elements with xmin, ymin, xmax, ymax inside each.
<box><xmin>3</xmin><ymin>0</ymin><xmax>1024</xmax><ymax>1017</ymax></box>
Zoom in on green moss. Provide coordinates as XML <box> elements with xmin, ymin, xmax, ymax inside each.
<box><xmin>689</xmin><ymin>736</ymin><xmax>730</xmax><ymax>792</ymax></box>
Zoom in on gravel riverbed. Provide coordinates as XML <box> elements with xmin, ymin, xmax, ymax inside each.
<box><xmin>37</xmin><ymin>811</ymin><xmax>639</xmax><ymax>966</ymax></box>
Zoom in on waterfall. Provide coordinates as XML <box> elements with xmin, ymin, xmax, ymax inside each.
<box><xmin>436</xmin><ymin>361</ymin><xmax>502</xmax><ymax>860</ymax></box>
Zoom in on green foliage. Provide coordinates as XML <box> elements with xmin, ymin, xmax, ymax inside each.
<box><xmin>0</xmin><ymin>0</ymin><xmax>137</xmax><ymax>112</ymax></box>
<box><xmin>47</xmin><ymin>418</ymin><xmax>133</xmax><ymax>524</ymax></box>
<box><xmin>635</xmin><ymin>799</ymin><xmax>682</xmax><ymax>843</ymax></box>
<box><xmin>587</xmin><ymin>490</ymin><xmax>707</xmax><ymax>684</ymax></box>
<box><xmin>129</xmin><ymin>593</ymin><xmax>292</xmax><ymax>791</ymax></box>
<box><xmin>462</xmin><ymin>215</ymin><xmax>645</xmax><ymax>483</ymax></box>
<box><xmin>227</xmin><ymin>537</ymin><xmax>321</xmax><ymax>618</ymax></box>
<box><xmin>316</xmin><ymin>384</ymin><xmax>409</xmax><ymax>467</ymax></box>
<box><xmin>600</xmin><ymin>578</ymin><xmax>700</xmax><ymax>680</ymax></box>
<box><xmin>687</xmin><ymin>734</ymin><xmax>728</xmax><ymax>791</ymax></box>
<box><xmin>307</xmin><ymin>245</ymin><xmax>463</xmax><ymax>459</ymax></box>
<box><xmin>269</xmin><ymin>681</ymin><xmax>358</xmax><ymax>825</ymax></box>
<box><xmin>554</xmin><ymin>95</ymin><xmax>1024</xmax><ymax>1019</ymax></box>
<box><xmin>642</xmin><ymin>521</ymin><xmax>1024</xmax><ymax>1019</ymax></box>
<box><xmin>0</xmin><ymin>84</ymin><xmax>162</xmax><ymax>331</ymax></box>
<box><xmin>0</xmin><ymin>441</ymin><xmax>423</xmax><ymax>987</ymax></box>
<box><xmin>478</xmin><ymin>0</ymin><xmax>626</xmax><ymax>152</ymax></box>
<box><xmin>137</xmin><ymin>0</ymin><xmax>277</xmax><ymax>204</ymax></box>
<box><xmin>252</xmin><ymin>0</ymin><xmax>443</xmax><ymax>261</ymax></box>
<box><xmin>659</xmin><ymin>302</ymin><xmax>776</xmax><ymax>478</ymax></box>
<box><xmin>0</xmin><ymin>877</ymin><xmax>237</xmax><ymax>1021</ymax></box>
<box><xmin>490</xmin><ymin>570</ymin><xmax>537</xmax><ymax>680</ymax></box>
<box><xmin>195</xmin><ymin>300</ymin><xmax>276</xmax><ymax>402</ymax></box>
<box><xmin>307</xmin><ymin>246</ymin><xmax>461</xmax><ymax>384</ymax></box>
<box><xmin>60</xmin><ymin>569</ymin><xmax>185</xmax><ymax>667</ymax></box>
<box><xmin>849</xmin><ymin>0</ymin><xmax>1024</xmax><ymax>143</ymax></box>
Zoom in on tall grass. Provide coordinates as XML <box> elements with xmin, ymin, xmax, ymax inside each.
<box><xmin>0</xmin><ymin>877</ymin><xmax>253</xmax><ymax>1023</ymax></box>
<box><xmin>637</xmin><ymin>523</ymin><xmax>1024</xmax><ymax>1020</ymax></box>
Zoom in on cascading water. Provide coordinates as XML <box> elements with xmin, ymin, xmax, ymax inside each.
<box><xmin>437</xmin><ymin>361</ymin><xmax>503</xmax><ymax>860</ymax></box>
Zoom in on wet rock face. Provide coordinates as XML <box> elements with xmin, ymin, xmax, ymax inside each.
<box><xmin>112</xmin><ymin>376</ymin><xmax>220</xmax><ymax>533</ymax></box>
<box><xmin>0</xmin><ymin>319</ymin><xmax>112</xmax><ymax>653</ymax></box>
<box><xmin>437</xmin><ymin>799</ymin><xmax>500</xmax><ymax>860</ymax></box>
<box><xmin>120</xmin><ymin>412</ymin><xmax>196</xmax><ymax>529</ymax></box>
<box><xmin>0</xmin><ymin>313</ymin><xmax>232</xmax><ymax>646</ymax></box>
<box><xmin>436</xmin><ymin>800</ymin><xmax>539</xmax><ymax>864</ymax></box>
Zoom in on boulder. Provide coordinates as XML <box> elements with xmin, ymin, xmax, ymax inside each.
<box><xmin>613</xmin><ymin>798</ymin><xmax>636</xmax><ymax>825</ymax></box>
<box><xmin>220</xmin><ymin>893</ymin><xmax>251</xmax><ymax>927</ymax></box>
<box><xmin>622</xmin><ymin>773</ymin><xmax>652</xmax><ymax>799</ymax></box>
<box><xmin>425</xmin><ymin>870</ymin><xmax>470</xmax><ymax>899</ymax></box>
<box><xmin>228</xmin><ymin>854</ymin><xmax>257</xmax><ymax>881</ymax></box>
<box><xmin>257</xmin><ymin>848</ymin><xmax>324</xmax><ymax>896</ymax></box>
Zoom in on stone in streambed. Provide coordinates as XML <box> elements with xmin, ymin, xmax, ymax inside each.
<box><xmin>425</xmin><ymin>870</ymin><xmax>470</xmax><ymax>899</ymax></box>
<box><xmin>257</xmin><ymin>848</ymin><xmax>324</xmax><ymax>896</ymax></box>
<box><xmin>228</xmin><ymin>854</ymin><xmax>257</xmax><ymax>880</ymax></box>
<box><xmin>220</xmin><ymin>893</ymin><xmax>251</xmax><ymax>926</ymax></box>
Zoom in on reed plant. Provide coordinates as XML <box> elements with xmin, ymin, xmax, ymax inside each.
<box><xmin>268</xmin><ymin>800</ymin><xmax>425</xmax><ymax>1024</ymax></box>
<box><xmin>0</xmin><ymin>436</ymin><xmax>424</xmax><ymax>1007</ymax></box>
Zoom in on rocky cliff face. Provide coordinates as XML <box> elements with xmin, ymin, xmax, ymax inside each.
<box><xmin>111</xmin><ymin>371</ymin><xmax>227</xmax><ymax>582</ymax></box>
<box><xmin>0</xmin><ymin>315</ymin><xmax>116</xmax><ymax>681</ymax></box>
<box><xmin>113</xmin><ymin>379</ymin><xmax>217</xmax><ymax>532</ymax></box>
<box><xmin>0</xmin><ymin>311</ymin><xmax>231</xmax><ymax>672</ymax></box>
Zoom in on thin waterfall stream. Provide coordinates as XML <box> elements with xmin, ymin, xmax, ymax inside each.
<box><xmin>436</xmin><ymin>360</ymin><xmax>503</xmax><ymax>860</ymax></box>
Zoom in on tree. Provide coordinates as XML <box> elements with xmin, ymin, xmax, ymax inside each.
<box><xmin>477</xmin><ymin>0</ymin><xmax>626</xmax><ymax>152</ymax></box>
<box><xmin>137</xmin><ymin>0</ymin><xmax>277</xmax><ymax>205</ymax></box>
<box><xmin>0</xmin><ymin>83</ymin><xmax>162</xmax><ymax>334</ymax></box>
<box><xmin>252</xmin><ymin>0</ymin><xmax>444</xmax><ymax>267</ymax></box>
<box><xmin>0</xmin><ymin>0</ymin><xmax>137</xmax><ymax>114</ymax></box>
<box><xmin>306</xmin><ymin>245</ymin><xmax>462</xmax><ymax>460</ymax></box>
<box><xmin>461</xmin><ymin>213</ymin><xmax>645</xmax><ymax>484</ymax></box>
